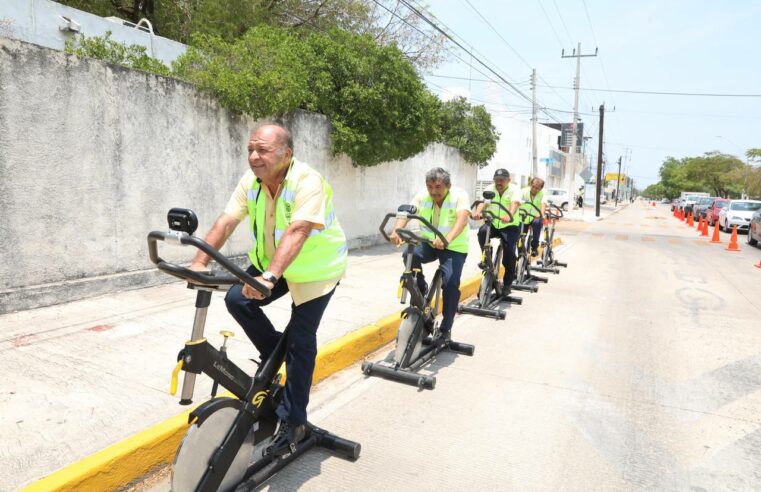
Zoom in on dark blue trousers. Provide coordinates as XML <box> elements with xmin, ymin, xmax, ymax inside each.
<box><xmin>225</xmin><ymin>265</ymin><xmax>335</xmax><ymax>425</ymax></box>
<box><xmin>478</xmin><ymin>223</ymin><xmax>520</xmax><ymax>286</ymax></box>
<box><xmin>531</xmin><ymin>218</ymin><xmax>543</xmax><ymax>251</ymax></box>
<box><xmin>403</xmin><ymin>244</ymin><xmax>467</xmax><ymax>333</ymax></box>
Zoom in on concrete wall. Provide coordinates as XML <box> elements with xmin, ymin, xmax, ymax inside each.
<box><xmin>0</xmin><ymin>38</ymin><xmax>476</xmax><ymax>314</ymax></box>
<box><xmin>0</xmin><ymin>0</ymin><xmax>186</xmax><ymax>65</ymax></box>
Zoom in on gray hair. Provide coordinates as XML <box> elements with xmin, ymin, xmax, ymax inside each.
<box><xmin>425</xmin><ymin>167</ymin><xmax>451</xmax><ymax>187</ymax></box>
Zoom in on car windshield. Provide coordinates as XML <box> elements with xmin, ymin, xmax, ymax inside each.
<box><xmin>715</xmin><ymin>201</ymin><xmax>728</xmax><ymax>209</ymax></box>
<box><xmin>730</xmin><ymin>202</ymin><xmax>761</xmax><ymax>211</ymax></box>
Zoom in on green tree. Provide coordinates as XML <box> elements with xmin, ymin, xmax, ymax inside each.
<box><xmin>305</xmin><ymin>28</ymin><xmax>440</xmax><ymax>165</ymax></box>
<box><xmin>57</xmin><ymin>0</ymin><xmax>448</xmax><ymax>69</ymax></box>
<box><xmin>172</xmin><ymin>28</ymin><xmax>316</xmax><ymax>117</ymax></box>
<box><xmin>436</xmin><ymin>97</ymin><xmax>499</xmax><ymax>167</ymax></box>
<box><xmin>65</xmin><ymin>31</ymin><xmax>171</xmax><ymax>76</ymax></box>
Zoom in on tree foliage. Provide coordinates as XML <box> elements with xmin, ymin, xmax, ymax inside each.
<box><xmin>64</xmin><ymin>31</ymin><xmax>171</xmax><ymax>76</ymax></box>
<box><xmin>646</xmin><ymin>152</ymin><xmax>749</xmax><ymax>199</ymax></box>
<box><xmin>57</xmin><ymin>0</ymin><xmax>448</xmax><ymax>70</ymax></box>
<box><xmin>437</xmin><ymin>97</ymin><xmax>499</xmax><ymax>167</ymax></box>
<box><xmin>64</xmin><ymin>27</ymin><xmax>497</xmax><ymax>167</ymax></box>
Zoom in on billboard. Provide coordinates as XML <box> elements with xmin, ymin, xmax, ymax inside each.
<box><xmin>560</xmin><ymin>123</ymin><xmax>584</xmax><ymax>153</ymax></box>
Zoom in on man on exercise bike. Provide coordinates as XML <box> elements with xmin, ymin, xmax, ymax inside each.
<box><xmin>389</xmin><ymin>168</ymin><xmax>470</xmax><ymax>340</ymax></box>
<box><xmin>471</xmin><ymin>168</ymin><xmax>521</xmax><ymax>295</ymax></box>
<box><xmin>189</xmin><ymin>124</ymin><xmax>347</xmax><ymax>457</ymax></box>
<box><xmin>520</xmin><ymin>177</ymin><xmax>547</xmax><ymax>257</ymax></box>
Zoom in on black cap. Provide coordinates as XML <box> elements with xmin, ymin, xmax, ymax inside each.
<box><xmin>493</xmin><ymin>168</ymin><xmax>509</xmax><ymax>179</ymax></box>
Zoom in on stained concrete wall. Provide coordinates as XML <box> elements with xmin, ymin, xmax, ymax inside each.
<box><xmin>0</xmin><ymin>38</ymin><xmax>476</xmax><ymax>314</ymax></box>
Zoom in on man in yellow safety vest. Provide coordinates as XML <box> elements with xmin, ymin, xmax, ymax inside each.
<box><xmin>189</xmin><ymin>124</ymin><xmax>347</xmax><ymax>456</ymax></box>
<box><xmin>389</xmin><ymin>167</ymin><xmax>471</xmax><ymax>338</ymax></box>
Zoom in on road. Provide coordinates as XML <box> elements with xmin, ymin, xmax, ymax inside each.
<box><xmin>207</xmin><ymin>201</ymin><xmax>761</xmax><ymax>491</ymax></box>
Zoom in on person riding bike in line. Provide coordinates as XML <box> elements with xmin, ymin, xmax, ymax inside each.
<box><xmin>520</xmin><ymin>177</ymin><xmax>547</xmax><ymax>257</ymax></box>
<box><xmin>471</xmin><ymin>168</ymin><xmax>521</xmax><ymax>296</ymax></box>
<box><xmin>389</xmin><ymin>168</ymin><xmax>470</xmax><ymax>340</ymax></box>
<box><xmin>189</xmin><ymin>124</ymin><xmax>347</xmax><ymax>456</ymax></box>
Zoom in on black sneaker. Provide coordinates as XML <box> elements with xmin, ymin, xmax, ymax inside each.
<box><xmin>440</xmin><ymin>330</ymin><xmax>452</xmax><ymax>342</ymax></box>
<box><xmin>265</xmin><ymin>421</ymin><xmax>306</xmax><ymax>457</ymax></box>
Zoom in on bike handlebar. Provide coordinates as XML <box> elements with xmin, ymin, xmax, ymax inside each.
<box><xmin>147</xmin><ymin>231</ymin><xmax>272</xmax><ymax>297</ymax></box>
<box><xmin>545</xmin><ymin>204</ymin><xmax>563</xmax><ymax>220</ymax></box>
<box><xmin>470</xmin><ymin>199</ymin><xmax>514</xmax><ymax>223</ymax></box>
<box><xmin>378</xmin><ymin>209</ymin><xmax>449</xmax><ymax>248</ymax></box>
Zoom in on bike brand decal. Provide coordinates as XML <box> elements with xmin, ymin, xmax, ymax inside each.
<box><xmin>213</xmin><ymin>361</ymin><xmax>235</xmax><ymax>381</ymax></box>
<box><xmin>253</xmin><ymin>390</ymin><xmax>269</xmax><ymax>407</ymax></box>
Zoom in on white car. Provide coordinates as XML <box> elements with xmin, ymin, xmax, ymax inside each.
<box><xmin>545</xmin><ymin>188</ymin><xmax>570</xmax><ymax>211</ymax></box>
<box><xmin>718</xmin><ymin>200</ymin><xmax>761</xmax><ymax>232</ymax></box>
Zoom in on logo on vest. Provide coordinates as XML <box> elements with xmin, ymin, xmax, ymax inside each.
<box><xmin>284</xmin><ymin>201</ymin><xmax>293</xmax><ymax>220</ymax></box>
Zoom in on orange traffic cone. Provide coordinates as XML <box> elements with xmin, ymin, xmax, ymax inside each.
<box><xmin>726</xmin><ymin>225</ymin><xmax>740</xmax><ymax>251</ymax></box>
<box><xmin>687</xmin><ymin>213</ymin><xmax>694</xmax><ymax>227</ymax></box>
<box><xmin>696</xmin><ymin>216</ymin><xmax>703</xmax><ymax>233</ymax></box>
<box><xmin>701</xmin><ymin>218</ymin><xmax>709</xmax><ymax>237</ymax></box>
<box><xmin>710</xmin><ymin>223</ymin><xmax>721</xmax><ymax>243</ymax></box>
<box><xmin>755</xmin><ymin>260</ymin><xmax>761</xmax><ymax>269</ymax></box>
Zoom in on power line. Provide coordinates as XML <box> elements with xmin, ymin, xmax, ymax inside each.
<box><xmin>537</xmin><ymin>84</ymin><xmax>761</xmax><ymax>97</ymax></box>
<box><xmin>551</xmin><ymin>0</ymin><xmax>575</xmax><ymax>45</ymax></box>
<box><xmin>397</xmin><ymin>0</ymin><xmax>563</xmax><ymax>122</ymax></box>
<box><xmin>459</xmin><ymin>0</ymin><xmax>574</xmax><ymax>110</ymax></box>
<box><xmin>536</xmin><ymin>0</ymin><xmax>564</xmax><ymax>49</ymax></box>
<box><xmin>369</xmin><ymin>1</ymin><xmax>530</xmax><ymax>109</ymax></box>
<box><xmin>370</xmin><ymin>0</ymin><xmax>562</xmax><ymax>121</ymax></box>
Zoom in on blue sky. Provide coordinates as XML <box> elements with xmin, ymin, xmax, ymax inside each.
<box><xmin>419</xmin><ymin>0</ymin><xmax>761</xmax><ymax>188</ymax></box>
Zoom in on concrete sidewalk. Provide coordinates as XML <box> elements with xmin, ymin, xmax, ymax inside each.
<box><xmin>2</xmin><ymin>229</ymin><xmax>500</xmax><ymax>491</ymax></box>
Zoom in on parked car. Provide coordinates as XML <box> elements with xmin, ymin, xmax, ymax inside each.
<box><xmin>747</xmin><ymin>209</ymin><xmax>761</xmax><ymax>247</ymax></box>
<box><xmin>694</xmin><ymin>197</ymin><xmax>717</xmax><ymax>220</ymax></box>
<box><xmin>545</xmin><ymin>187</ymin><xmax>570</xmax><ymax>211</ymax></box>
<box><xmin>707</xmin><ymin>198</ymin><xmax>729</xmax><ymax>226</ymax></box>
<box><xmin>718</xmin><ymin>200</ymin><xmax>761</xmax><ymax>232</ymax></box>
<box><xmin>681</xmin><ymin>194</ymin><xmax>705</xmax><ymax>215</ymax></box>
<box><xmin>660</xmin><ymin>198</ymin><xmax>670</xmax><ymax>204</ymax></box>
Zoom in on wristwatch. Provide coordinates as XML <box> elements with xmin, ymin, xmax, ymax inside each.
<box><xmin>261</xmin><ymin>271</ymin><xmax>279</xmax><ymax>284</ymax></box>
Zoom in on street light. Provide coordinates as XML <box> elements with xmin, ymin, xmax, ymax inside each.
<box><xmin>715</xmin><ymin>135</ymin><xmax>749</xmax><ymax>199</ymax></box>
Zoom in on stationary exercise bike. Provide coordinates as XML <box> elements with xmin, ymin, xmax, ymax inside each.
<box><xmin>457</xmin><ymin>191</ymin><xmax>521</xmax><ymax>320</ymax></box>
<box><xmin>360</xmin><ymin>205</ymin><xmax>475</xmax><ymax>390</ymax></box>
<box><xmin>532</xmin><ymin>204</ymin><xmax>568</xmax><ymax>274</ymax></box>
<box><xmin>512</xmin><ymin>202</ymin><xmax>548</xmax><ymax>292</ymax></box>
<box><xmin>148</xmin><ymin>208</ymin><xmax>360</xmax><ymax>492</ymax></box>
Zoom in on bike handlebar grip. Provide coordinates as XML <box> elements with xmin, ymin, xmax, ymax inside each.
<box><xmin>378</xmin><ymin>213</ymin><xmax>397</xmax><ymax>242</ymax></box>
<box><xmin>146</xmin><ymin>231</ymin><xmax>271</xmax><ymax>297</ymax></box>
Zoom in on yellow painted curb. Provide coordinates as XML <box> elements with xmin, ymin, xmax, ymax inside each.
<box><xmin>24</xmin><ymin>236</ymin><xmax>562</xmax><ymax>491</ymax></box>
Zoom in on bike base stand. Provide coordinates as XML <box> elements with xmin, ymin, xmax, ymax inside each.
<box><xmin>512</xmin><ymin>282</ymin><xmax>538</xmax><ymax>292</ymax></box>
<box><xmin>457</xmin><ymin>292</ymin><xmax>522</xmax><ymax>319</ymax></box>
<box><xmin>236</xmin><ymin>424</ymin><xmax>361</xmax><ymax>491</ymax></box>
<box><xmin>532</xmin><ymin>265</ymin><xmax>560</xmax><ymax>274</ymax></box>
<box><xmin>361</xmin><ymin>336</ymin><xmax>475</xmax><ymax>390</ymax></box>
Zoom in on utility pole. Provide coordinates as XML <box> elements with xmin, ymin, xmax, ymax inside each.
<box><xmin>596</xmin><ymin>103</ymin><xmax>605</xmax><ymax>217</ymax></box>
<box><xmin>562</xmin><ymin>44</ymin><xmax>598</xmax><ymax>209</ymax></box>
<box><xmin>531</xmin><ymin>68</ymin><xmax>538</xmax><ymax>178</ymax></box>
<box><xmin>614</xmin><ymin>156</ymin><xmax>622</xmax><ymax>206</ymax></box>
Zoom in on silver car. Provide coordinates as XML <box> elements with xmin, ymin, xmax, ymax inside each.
<box><xmin>719</xmin><ymin>200</ymin><xmax>761</xmax><ymax>232</ymax></box>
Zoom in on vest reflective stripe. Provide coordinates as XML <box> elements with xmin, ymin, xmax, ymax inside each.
<box><xmin>247</xmin><ymin>159</ymin><xmax>347</xmax><ymax>282</ymax></box>
<box><xmin>485</xmin><ymin>184</ymin><xmax>516</xmax><ymax>229</ymax></box>
<box><xmin>417</xmin><ymin>190</ymin><xmax>468</xmax><ymax>254</ymax></box>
